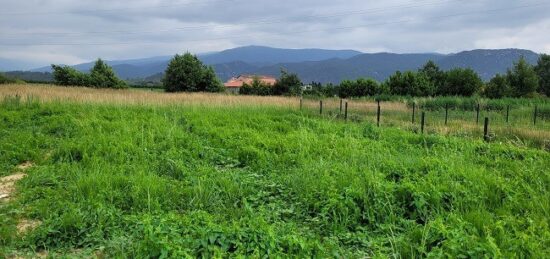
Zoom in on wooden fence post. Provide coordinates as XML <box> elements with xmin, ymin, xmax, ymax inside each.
<box><xmin>340</xmin><ymin>99</ymin><xmax>343</xmax><ymax>114</ymax></box>
<box><xmin>300</xmin><ymin>97</ymin><xmax>303</xmax><ymax>110</ymax></box>
<box><xmin>476</xmin><ymin>103</ymin><xmax>480</xmax><ymax>124</ymax></box>
<box><xmin>377</xmin><ymin>101</ymin><xmax>381</xmax><ymax>127</ymax></box>
<box><xmin>421</xmin><ymin>112</ymin><xmax>425</xmax><ymax>134</ymax></box>
<box><xmin>319</xmin><ymin>100</ymin><xmax>323</xmax><ymax>115</ymax></box>
<box><xmin>412</xmin><ymin>102</ymin><xmax>416</xmax><ymax>124</ymax></box>
<box><xmin>484</xmin><ymin>117</ymin><xmax>490</xmax><ymax>142</ymax></box>
<box><xmin>445</xmin><ymin>104</ymin><xmax>449</xmax><ymax>125</ymax></box>
<box><xmin>534</xmin><ymin>105</ymin><xmax>538</xmax><ymax>126</ymax></box>
<box><xmin>344</xmin><ymin>101</ymin><xmax>348</xmax><ymax>121</ymax></box>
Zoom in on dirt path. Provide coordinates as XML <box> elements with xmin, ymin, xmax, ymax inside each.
<box><xmin>0</xmin><ymin>173</ymin><xmax>27</xmax><ymax>201</ymax></box>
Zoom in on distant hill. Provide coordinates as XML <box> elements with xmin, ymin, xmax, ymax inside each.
<box><xmin>15</xmin><ymin>46</ymin><xmax>541</xmax><ymax>84</ymax></box>
<box><xmin>248</xmin><ymin>49</ymin><xmax>539</xmax><ymax>83</ymax></box>
<box><xmin>3</xmin><ymin>71</ymin><xmax>53</xmax><ymax>82</ymax></box>
<box><xmin>438</xmin><ymin>49</ymin><xmax>539</xmax><ymax>79</ymax></box>
<box><xmin>252</xmin><ymin>53</ymin><xmax>445</xmax><ymax>83</ymax></box>
<box><xmin>30</xmin><ymin>46</ymin><xmax>363</xmax><ymax>78</ymax></box>
<box><xmin>200</xmin><ymin>45</ymin><xmax>363</xmax><ymax>66</ymax></box>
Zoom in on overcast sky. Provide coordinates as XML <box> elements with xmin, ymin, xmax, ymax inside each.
<box><xmin>1</xmin><ymin>0</ymin><xmax>549</xmax><ymax>70</ymax></box>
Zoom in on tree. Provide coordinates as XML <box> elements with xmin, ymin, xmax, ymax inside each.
<box><xmin>386</xmin><ymin>71</ymin><xmax>435</xmax><ymax>97</ymax></box>
<box><xmin>51</xmin><ymin>65</ymin><xmax>91</xmax><ymax>86</ymax></box>
<box><xmin>240</xmin><ymin>76</ymin><xmax>272</xmax><ymax>96</ymax></box>
<box><xmin>200</xmin><ymin>66</ymin><xmax>224</xmax><ymax>92</ymax></box>
<box><xmin>419</xmin><ymin>60</ymin><xmax>446</xmax><ymax>93</ymax></box>
<box><xmin>535</xmin><ymin>54</ymin><xmax>550</xmax><ymax>96</ymax></box>
<box><xmin>507</xmin><ymin>56</ymin><xmax>539</xmax><ymax>97</ymax></box>
<box><xmin>273</xmin><ymin>70</ymin><xmax>302</xmax><ymax>96</ymax></box>
<box><xmin>163</xmin><ymin>53</ymin><xmax>223</xmax><ymax>92</ymax></box>
<box><xmin>338</xmin><ymin>80</ymin><xmax>356</xmax><ymax>98</ymax></box>
<box><xmin>90</xmin><ymin>59</ymin><xmax>127</xmax><ymax>89</ymax></box>
<box><xmin>51</xmin><ymin>59</ymin><xmax>126</xmax><ymax>88</ymax></box>
<box><xmin>338</xmin><ymin>78</ymin><xmax>382</xmax><ymax>98</ymax></box>
<box><xmin>484</xmin><ymin>74</ymin><xmax>511</xmax><ymax>98</ymax></box>
<box><xmin>440</xmin><ymin>68</ymin><xmax>483</xmax><ymax>96</ymax></box>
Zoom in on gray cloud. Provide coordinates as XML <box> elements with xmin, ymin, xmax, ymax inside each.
<box><xmin>1</xmin><ymin>0</ymin><xmax>549</xmax><ymax>69</ymax></box>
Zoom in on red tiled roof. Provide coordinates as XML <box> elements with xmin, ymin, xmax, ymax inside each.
<box><xmin>224</xmin><ymin>75</ymin><xmax>277</xmax><ymax>88</ymax></box>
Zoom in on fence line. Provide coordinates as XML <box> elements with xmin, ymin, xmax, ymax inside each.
<box><xmin>301</xmin><ymin>98</ymin><xmax>549</xmax><ymax>145</ymax></box>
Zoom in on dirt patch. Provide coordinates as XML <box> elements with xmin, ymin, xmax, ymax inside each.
<box><xmin>17</xmin><ymin>219</ymin><xmax>41</xmax><ymax>234</ymax></box>
<box><xmin>16</xmin><ymin>161</ymin><xmax>34</xmax><ymax>171</ymax></box>
<box><xmin>0</xmin><ymin>173</ymin><xmax>27</xmax><ymax>201</ymax></box>
<box><xmin>7</xmin><ymin>250</ymin><xmax>48</xmax><ymax>259</ymax></box>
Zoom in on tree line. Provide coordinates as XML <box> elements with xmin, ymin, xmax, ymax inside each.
<box><xmin>51</xmin><ymin>59</ymin><xmax>127</xmax><ymax>89</ymax></box>
<box><xmin>306</xmin><ymin>55</ymin><xmax>550</xmax><ymax>98</ymax></box>
<box><xmin>48</xmin><ymin>52</ymin><xmax>550</xmax><ymax>99</ymax></box>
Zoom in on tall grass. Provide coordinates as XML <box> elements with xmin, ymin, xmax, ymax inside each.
<box><xmin>407</xmin><ymin>96</ymin><xmax>550</xmax><ymax>111</ymax></box>
<box><xmin>0</xmin><ymin>94</ymin><xmax>549</xmax><ymax>257</ymax></box>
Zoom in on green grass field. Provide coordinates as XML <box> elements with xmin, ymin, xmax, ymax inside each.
<box><xmin>1</xmin><ymin>94</ymin><xmax>549</xmax><ymax>257</ymax></box>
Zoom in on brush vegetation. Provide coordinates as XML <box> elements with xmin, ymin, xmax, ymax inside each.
<box><xmin>0</xmin><ymin>90</ymin><xmax>549</xmax><ymax>258</ymax></box>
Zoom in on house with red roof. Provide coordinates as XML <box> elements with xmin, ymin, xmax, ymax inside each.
<box><xmin>224</xmin><ymin>75</ymin><xmax>277</xmax><ymax>94</ymax></box>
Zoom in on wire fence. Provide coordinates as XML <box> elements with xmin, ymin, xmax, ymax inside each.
<box><xmin>300</xmin><ymin>97</ymin><xmax>550</xmax><ymax>150</ymax></box>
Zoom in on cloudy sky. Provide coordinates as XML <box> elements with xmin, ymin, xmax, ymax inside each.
<box><xmin>1</xmin><ymin>0</ymin><xmax>549</xmax><ymax>70</ymax></box>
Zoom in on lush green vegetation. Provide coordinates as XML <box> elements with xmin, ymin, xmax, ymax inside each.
<box><xmin>51</xmin><ymin>59</ymin><xmax>127</xmax><ymax>89</ymax></box>
<box><xmin>163</xmin><ymin>53</ymin><xmax>223</xmax><ymax>93</ymax></box>
<box><xmin>239</xmin><ymin>70</ymin><xmax>303</xmax><ymax>96</ymax></box>
<box><xmin>1</xmin><ymin>96</ymin><xmax>549</xmax><ymax>257</ymax></box>
<box><xmin>408</xmin><ymin>96</ymin><xmax>550</xmax><ymax>111</ymax></box>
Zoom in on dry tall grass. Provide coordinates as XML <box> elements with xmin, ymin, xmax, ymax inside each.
<box><xmin>0</xmin><ymin>84</ymin><xmax>300</xmax><ymax>108</ymax></box>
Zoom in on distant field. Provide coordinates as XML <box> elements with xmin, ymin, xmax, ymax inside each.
<box><xmin>1</xmin><ymin>84</ymin><xmax>549</xmax><ymax>257</ymax></box>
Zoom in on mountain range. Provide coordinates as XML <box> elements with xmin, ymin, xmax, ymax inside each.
<box><xmin>4</xmin><ymin>46</ymin><xmax>541</xmax><ymax>84</ymax></box>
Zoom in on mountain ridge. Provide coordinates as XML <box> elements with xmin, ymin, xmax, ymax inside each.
<box><xmin>5</xmin><ymin>46</ymin><xmax>541</xmax><ymax>84</ymax></box>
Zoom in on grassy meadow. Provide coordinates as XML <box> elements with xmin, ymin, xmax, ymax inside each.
<box><xmin>1</xmin><ymin>84</ymin><xmax>550</xmax><ymax>257</ymax></box>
